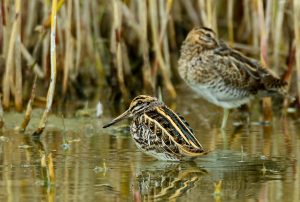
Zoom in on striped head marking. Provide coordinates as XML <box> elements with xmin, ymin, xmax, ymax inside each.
<box><xmin>185</xmin><ymin>27</ymin><xmax>218</xmax><ymax>49</ymax></box>
<box><xmin>103</xmin><ymin>95</ymin><xmax>163</xmax><ymax>128</ymax></box>
<box><xmin>129</xmin><ymin>95</ymin><xmax>163</xmax><ymax>116</ymax></box>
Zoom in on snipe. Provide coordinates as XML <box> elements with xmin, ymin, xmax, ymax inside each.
<box><xmin>178</xmin><ymin>27</ymin><xmax>287</xmax><ymax>128</ymax></box>
<box><xmin>103</xmin><ymin>95</ymin><xmax>207</xmax><ymax>161</ymax></box>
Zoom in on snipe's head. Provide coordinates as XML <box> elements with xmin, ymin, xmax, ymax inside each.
<box><xmin>184</xmin><ymin>27</ymin><xmax>218</xmax><ymax>49</ymax></box>
<box><xmin>103</xmin><ymin>95</ymin><xmax>163</xmax><ymax>128</ymax></box>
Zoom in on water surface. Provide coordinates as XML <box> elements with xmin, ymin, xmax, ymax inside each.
<box><xmin>0</xmin><ymin>87</ymin><xmax>299</xmax><ymax>201</ymax></box>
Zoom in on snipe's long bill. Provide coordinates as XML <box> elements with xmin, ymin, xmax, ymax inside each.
<box><xmin>178</xmin><ymin>27</ymin><xmax>287</xmax><ymax>128</ymax></box>
<box><xmin>103</xmin><ymin>95</ymin><xmax>207</xmax><ymax>161</ymax></box>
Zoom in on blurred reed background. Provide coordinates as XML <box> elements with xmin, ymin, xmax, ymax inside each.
<box><xmin>0</xmin><ymin>0</ymin><xmax>299</xmax><ymax>112</ymax></box>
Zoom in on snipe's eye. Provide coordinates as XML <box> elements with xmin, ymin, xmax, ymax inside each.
<box><xmin>205</xmin><ymin>33</ymin><xmax>211</xmax><ymax>38</ymax></box>
<box><xmin>137</xmin><ymin>101</ymin><xmax>142</xmax><ymax>105</ymax></box>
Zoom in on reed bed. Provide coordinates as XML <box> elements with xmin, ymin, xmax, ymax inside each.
<box><xmin>0</xmin><ymin>0</ymin><xmax>299</xmax><ymax>114</ymax></box>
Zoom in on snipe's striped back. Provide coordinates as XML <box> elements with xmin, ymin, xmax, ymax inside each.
<box><xmin>103</xmin><ymin>95</ymin><xmax>207</xmax><ymax>161</ymax></box>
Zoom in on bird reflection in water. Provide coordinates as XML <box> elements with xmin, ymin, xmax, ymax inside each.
<box><xmin>133</xmin><ymin>162</ymin><xmax>207</xmax><ymax>200</ymax></box>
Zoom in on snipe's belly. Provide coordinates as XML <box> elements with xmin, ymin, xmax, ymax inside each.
<box><xmin>190</xmin><ymin>83</ymin><xmax>253</xmax><ymax>109</ymax></box>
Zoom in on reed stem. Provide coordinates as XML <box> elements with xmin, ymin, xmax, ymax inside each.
<box><xmin>111</xmin><ymin>0</ymin><xmax>128</xmax><ymax>100</ymax></box>
<box><xmin>20</xmin><ymin>75</ymin><xmax>37</xmax><ymax>132</ymax></box>
<box><xmin>20</xmin><ymin>42</ymin><xmax>44</xmax><ymax>78</ymax></box>
<box><xmin>227</xmin><ymin>0</ymin><xmax>234</xmax><ymax>45</ymax></box>
<box><xmin>63</xmin><ymin>0</ymin><xmax>73</xmax><ymax>94</ymax></box>
<box><xmin>14</xmin><ymin>0</ymin><xmax>22</xmax><ymax>111</ymax></box>
<box><xmin>294</xmin><ymin>0</ymin><xmax>300</xmax><ymax>105</ymax></box>
<box><xmin>33</xmin><ymin>0</ymin><xmax>58</xmax><ymax>137</ymax></box>
<box><xmin>257</xmin><ymin>0</ymin><xmax>272</xmax><ymax>122</ymax></box>
<box><xmin>273</xmin><ymin>1</ymin><xmax>285</xmax><ymax>71</ymax></box>
<box><xmin>0</xmin><ymin>95</ymin><xmax>4</xmax><ymax>129</ymax></box>
<box><xmin>149</xmin><ymin>0</ymin><xmax>176</xmax><ymax>98</ymax></box>
<box><xmin>2</xmin><ymin>0</ymin><xmax>21</xmax><ymax>109</ymax></box>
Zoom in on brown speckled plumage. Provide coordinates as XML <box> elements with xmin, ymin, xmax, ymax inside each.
<box><xmin>178</xmin><ymin>27</ymin><xmax>286</xmax><ymax>110</ymax></box>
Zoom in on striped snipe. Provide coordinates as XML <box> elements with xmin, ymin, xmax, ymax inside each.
<box><xmin>103</xmin><ymin>95</ymin><xmax>207</xmax><ymax>161</ymax></box>
<box><xmin>178</xmin><ymin>27</ymin><xmax>287</xmax><ymax>128</ymax></box>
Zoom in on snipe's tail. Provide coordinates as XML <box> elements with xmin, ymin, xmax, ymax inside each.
<box><xmin>256</xmin><ymin>67</ymin><xmax>288</xmax><ymax>96</ymax></box>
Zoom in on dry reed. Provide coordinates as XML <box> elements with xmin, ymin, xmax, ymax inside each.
<box><xmin>14</xmin><ymin>0</ymin><xmax>22</xmax><ymax>112</ymax></box>
<box><xmin>20</xmin><ymin>75</ymin><xmax>37</xmax><ymax>132</ymax></box>
<box><xmin>33</xmin><ymin>0</ymin><xmax>58</xmax><ymax>136</ymax></box>
<box><xmin>257</xmin><ymin>0</ymin><xmax>272</xmax><ymax>122</ymax></box>
<box><xmin>273</xmin><ymin>1</ymin><xmax>285</xmax><ymax>72</ymax></box>
<box><xmin>294</xmin><ymin>0</ymin><xmax>300</xmax><ymax>106</ymax></box>
<box><xmin>0</xmin><ymin>95</ymin><xmax>4</xmax><ymax>129</ymax></box>
<box><xmin>20</xmin><ymin>43</ymin><xmax>44</xmax><ymax>78</ymax></box>
<box><xmin>0</xmin><ymin>0</ymin><xmax>299</xmax><ymax>121</ymax></box>
<box><xmin>2</xmin><ymin>0</ymin><xmax>22</xmax><ymax>110</ymax></box>
<box><xmin>62</xmin><ymin>0</ymin><xmax>73</xmax><ymax>94</ymax></box>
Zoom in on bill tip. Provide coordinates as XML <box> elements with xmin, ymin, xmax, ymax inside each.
<box><xmin>102</xmin><ymin>123</ymin><xmax>111</xmax><ymax>128</ymax></box>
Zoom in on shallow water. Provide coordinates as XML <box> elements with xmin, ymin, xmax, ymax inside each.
<box><xmin>0</xmin><ymin>87</ymin><xmax>299</xmax><ymax>202</ymax></box>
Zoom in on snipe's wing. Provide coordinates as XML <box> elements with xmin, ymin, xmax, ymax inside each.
<box><xmin>214</xmin><ymin>41</ymin><xmax>286</xmax><ymax>94</ymax></box>
<box><xmin>144</xmin><ymin>106</ymin><xmax>206</xmax><ymax>157</ymax></box>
